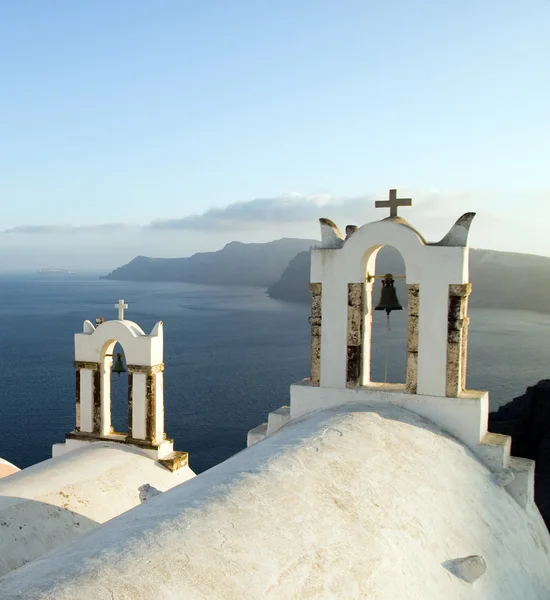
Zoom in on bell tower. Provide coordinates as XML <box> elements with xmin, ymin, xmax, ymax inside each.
<box><xmin>250</xmin><ymin>189</ymin><xmax>535</xmax><ymax>508</ymax></box>
<box><xmin>52</xmin><ymin>301</ymin><xmax>187</xmax><ymax>471</ymax></box>
<box><xmin>291</xmin><ymin>190</ymin><xmax>492</xmax><ymax>450</ymax></box>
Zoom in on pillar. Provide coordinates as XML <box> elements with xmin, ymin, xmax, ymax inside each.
<box><xmin>446</xmin><ymin>283</ymin><xmax>472</xmax><ymax>397</ymax></box>
<box><xmin>73</xmin><ymin>361</ymin><xmax>100</xmax><ymax>434</ymax></box>
<box><xmin>309</xmin><ymin>283</ymin><xmax>322</xmax><ymax>386</ymax></box>
<box><xmin>406</xmin><ymin>284</ymin><xmax>420</xmax><ymax>393</ymax></box>
<box><xmin>126</xmin><ymin>364</ymin><xmax>165</xmax><ymax>444</ymax></box>
<box><xmin>346</xmin><ymin>283</ymin><xmax>363</xmax><ymax>387</ymax></box>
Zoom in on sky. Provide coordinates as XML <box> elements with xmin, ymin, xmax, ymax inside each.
<box><xmin>1</xmin><ymin>0</ymin><xmax>549</xmax><ymax>271</ymax></box>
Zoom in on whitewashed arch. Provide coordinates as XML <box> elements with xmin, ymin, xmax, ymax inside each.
<box><xmin>75</xmin><ymin>319</ymin><xmax>163</xmax><ymax>366</ymax></box>
<box><xmin>310</xmin><ymin>216</ymin><xmax>471</xmax><ymax>397</ymax></box>
<box><xmin>72</xmin><ymin>319</ymin><xmax>166</xmax><ymax>447</ymax></box>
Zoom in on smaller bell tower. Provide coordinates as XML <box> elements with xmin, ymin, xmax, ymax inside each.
<box><xmin>52</xmin><ymin>301</ymin><xmax>187</xmax><ymax>471</ymax></box>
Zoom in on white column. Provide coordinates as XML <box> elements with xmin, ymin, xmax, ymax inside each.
<box><xmin>319</xmin><ymin>281</ymin><xmax>349</xmax><ymax>388</ymax></box>
<box><xmin>79</xmin><ymin>369</ymin><xmax>94</xmax><ymax>432</ymax></box>
<box><xmin>100</xmin><ymin>359</ymin><xmax>112</xmax><ymax>436</ymax></box>
<box><xmin>154</xmin><ymin>372</ymin><xmax>164</xmax><ymax>443</ymax></box>
<box><xmin>417</xmin><ymin>281</ymin><xmax>449</xmax><ymax>397</ymax></box>
<box><xmin>75</xmin><ymin>362</ymin><xmax>99</xmax><ymax>433</ymax></box>
<box><xmin>131</xmin><ymin>373</ymin><xmax>147</xmax><ymax>440</ymax></box>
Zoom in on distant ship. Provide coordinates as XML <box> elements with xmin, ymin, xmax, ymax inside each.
<box><xmin>36</xmin><ymin>269</ymin><xmax>75</xmax><ymax>275</ymax></box>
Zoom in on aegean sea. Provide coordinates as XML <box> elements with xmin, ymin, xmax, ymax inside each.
<box><xmin>1</xmin><ymin>274</ymin><xmax>549</xmax><ymax>473</ymax></box>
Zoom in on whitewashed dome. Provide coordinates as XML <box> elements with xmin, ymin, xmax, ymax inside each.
<box><xmin>0</xmin><ymin>442</ymin><xmax>194</xmax><ymax>578</ymax></box>
<box><xmin>2</xmin><ymin>404</ymin><xmax>549</xmax><ymax>599</ymax></box>
<box><xmin>0</xmin><ymin>458</ymin><xmax>19</xmax><ymax>479</ymax></box>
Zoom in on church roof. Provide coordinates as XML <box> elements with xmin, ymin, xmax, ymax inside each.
<box><xmin>0</xmin><ymin>458</ymin><xmax>19</xmax><ymax>479</ymax></box>
<box><xmin>2</xmin><ymin>404</ymin><xmax>549</xmax><ymax>599</ymax></box>
<box><xmin>0</xmin><ymin>442</ymin><xmax>194</xmax><ymax>578</ymax></box>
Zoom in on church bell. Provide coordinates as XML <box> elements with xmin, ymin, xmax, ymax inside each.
<box><xmin>375</xmin><ymin>274</ymin><xmax>403</xmax><ymax>315</ymax></box>
<box><xmin>112</xmin><ymin>353</ymin><xmax>126</xmax><ymax>376</ymax></box>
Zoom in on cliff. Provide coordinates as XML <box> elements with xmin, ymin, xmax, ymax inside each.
<box><xmin>489</xmin><ymin>380</ymin><xmax>550</xmax><ymax>530</ymax></box>
<box><xmin>268</xmin><ymin>247</ymin><xmax>550</xmax><ymax>314</ymax></box>
<box><xmin>103</xmin><ymin>238</ymin><xmax>317</xmax><ymax>287</ymax></box>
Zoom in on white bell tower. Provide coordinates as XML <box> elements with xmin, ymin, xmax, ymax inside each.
<box><xmin>249</xmin><ymin>189</ymin><xmax>535</xmax><ymax>509</ymax></box>
<box><xmin>53</xmin><ymin>300</ymin><xmax>187</xmax><ymax>471</ymax></box>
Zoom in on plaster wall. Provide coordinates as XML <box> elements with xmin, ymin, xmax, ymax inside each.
<box><xmin>79</xmin><ymin>370</ymin><xmax>94</xmax><ymax>433</ymax></box>
<box><xmin>75</xmin><ymin>320</ymin><xmax>163</xmax><ymax>366</ymax></box>
<box><xmin>132</xmin><ymin>373</ymin><xmax>147</xmax><ymax>439</ymax></box>
<box><xmin>290</xmin><ymin>381</ymin><xmax>488</xmax><ymax>450</ymax></box>
<box><xmin>311</xmin><ymin>220</ymin><xmax>469</xmax><ymax>396</ymax></box>
<box><xmin>0</xmin><ymin>459</ymin><xmax>19</xmax><ymax>479</ymax></box>
<box><xmin>3</xmin><ymin>405</ymin><xmax>549</xmax><ymax>600</ymax></box>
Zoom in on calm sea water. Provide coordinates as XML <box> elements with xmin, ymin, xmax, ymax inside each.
<box><xmin>0</xmin><ymin>275</ymin><xmax>549</xmax><ymax>473</ymax></box>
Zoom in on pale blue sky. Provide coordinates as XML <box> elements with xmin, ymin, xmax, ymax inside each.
<box><xmin>1</xmin><ymin>1</ymin><xmax>549</xmax><ymax>269</ymax></box>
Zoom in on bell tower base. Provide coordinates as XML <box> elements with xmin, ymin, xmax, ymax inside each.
<box><xmin>247</xmin><ymin>380</ymin><xmax>535</xmax><ymax>509</ymax></box>
<box><xmin>52</xmin><ymin>434</ymin><xmax>188</xmax><ymax>472</ymax></box>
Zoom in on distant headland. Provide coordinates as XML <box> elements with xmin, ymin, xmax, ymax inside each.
<box><xmin>103</xmin><ymin>238</ymin><xmax>550</xmax><ymax>315</ymax></box>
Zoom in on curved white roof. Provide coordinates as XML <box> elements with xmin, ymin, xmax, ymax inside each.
<box><xmin>0</xmin><ymin>458</ymin><xmax>19</xmax><ymax>479</ymax></box>
<box><xmin>0</xmin><ymin>442</ymin><xmax>194</xmax><ymax>578</ymax></box>
<box><xmin>1</xmin><ymin>404</ymin><xmax>549</xmax><ymax>599</ymax></box>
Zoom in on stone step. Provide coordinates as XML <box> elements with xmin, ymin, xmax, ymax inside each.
<box><xmin>505</xmin><ymin>456</ymin><xmax>535</xmax><ymax>508</ymax></box>
<box><xmin>247</xmin><ymin>423</ymin><xmax>268</xmax><ymax>447</ymax></box>
<box><xmin>267</xmin><ymin>406</ymin><xmax>291</xmax><ymax>435</ymax></box>
<box><xmin>475</xmin><ymin>432</ymin><xmax>511</xmax><ymax>472</ymax></box>
<box><xmin>158</xmin><ymin>451</ymin><xmax>189</xmax><ymax>472</ymax></box>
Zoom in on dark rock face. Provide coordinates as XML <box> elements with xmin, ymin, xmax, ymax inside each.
<box><xmin>489</xmin><ymin>380</ymin><xmax>550</xmax><ymax>528</ymax></box>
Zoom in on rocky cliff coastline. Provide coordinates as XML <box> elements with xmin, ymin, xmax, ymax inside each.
<box><xmin>489</xmin><ymin>380</ymin><xmax>550</xmax><ymax>529</ymax></box>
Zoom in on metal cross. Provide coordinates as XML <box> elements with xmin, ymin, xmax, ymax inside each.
<box><xmin>375</xmin><ymin>188</ymin><xmax>412</xmax><ymax>218</ymax></box>
<box><xmin>115</xmin><ymin>299</ymin><xmax>128</xmax><ymax>320</ymax></box>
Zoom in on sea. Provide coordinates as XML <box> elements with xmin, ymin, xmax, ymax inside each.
<box><xmin>1</xmin><ymin>274</ymin><xmax>549</xmax><ymax>474</ymax></box>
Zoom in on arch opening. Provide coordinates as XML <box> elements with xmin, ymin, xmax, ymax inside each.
<box><xmin>362</xmin><ymin>245</ymin><xmax>408</xmax><ymax>386</ymax></box>
<box><xmin>99</xmin><ymin>339</ymin><xmax>129</xmax><ymax>437</ymax></box>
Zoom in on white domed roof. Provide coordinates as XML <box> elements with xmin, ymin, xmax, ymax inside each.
<box><xmin>0</xmin><ymin>442</ymin><xmax>194</xmax><ymax>578</ymax></box>
<box><xmin>1</xmin><ymin>404</ymin><xmax>549</xmax><ymax>599</ymax></box>
<box><xmin>0</xmin><ymin>458</ymin><xmax>19</xmax><ymax>479</ymax></box>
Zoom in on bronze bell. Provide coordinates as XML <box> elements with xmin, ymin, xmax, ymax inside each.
<box><xmin>112</xmin><ymin>353</ymin><xmax>126</xmax><ymax>376</ymax></box>
<box><xmin>375</xmin><ymin>274</ymin><xmax>403</xmax><ymax>315</ymax></box>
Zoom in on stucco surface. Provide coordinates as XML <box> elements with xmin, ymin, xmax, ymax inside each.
<box><xmin>1</xmin><ymin>404</ymin><xmax>549</xmax><ymax>599</ymax></box>
<box><xmin>0</xmin><ymin>443</ymin><xmax>194</xmax><ymax>578</ymax></box>
<box><xmin>0</xmin><ymin>458</ymin><xmax>19</xmax><ymax>479</ymax></box>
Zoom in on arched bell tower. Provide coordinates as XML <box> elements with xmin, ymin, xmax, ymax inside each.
<box><xmin>53</xmin><ymin>301</ymin><xmax>186</xmax><ymax>470</ymax></box>
<box><xmin>250</xmin><ymin>190</ymin><xmax>535</xmax><ymax>508</ymax></box>
<box><xmin>292</xmin><ymin>190</ymin><xmax>488</xmax><ymax>452</ymax></box>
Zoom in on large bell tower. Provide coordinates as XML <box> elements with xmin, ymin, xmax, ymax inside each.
<box><xmin>249</xmin><ymin>189</ymin><xmax>536</xmax><ymax>509</ymax></box>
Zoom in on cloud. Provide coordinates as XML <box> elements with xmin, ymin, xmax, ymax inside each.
<box><xmin>1</xmin><ymin>188</ymin><xmax>523</xmax><ymax>237</ymax></box>
<box><xmin>148</xmin><ymin>193</ymin><xmax>374</xmax><ymax>231</ymax></box>
<box><xmin>4</xmin><ymin>223</ymin><xmax>135</xmax><ymax>235</ymax></box>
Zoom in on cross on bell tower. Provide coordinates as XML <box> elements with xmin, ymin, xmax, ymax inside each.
<box><xmin>375</xmin><ymin>189</ymin><xmax>412</xmax><ymax>218</ymax></box>
<box><xmin>115</xmin><ymin>299</ymin><xmax>128</xmax><ymax>320</ymax></box>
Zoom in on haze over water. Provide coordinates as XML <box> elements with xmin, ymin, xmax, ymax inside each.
<box><xmin>1</xmin><ymin>274</ymin><xmax>549</xmax><ymax>473</ymax></box>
